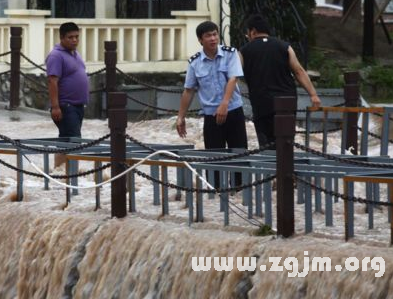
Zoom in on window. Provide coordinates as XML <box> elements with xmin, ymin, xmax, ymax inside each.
<box><xmin>117</xmin><ymin>0</ymin><xmax>196</xmax><ymax>19</ymax></box>
<box><xmin>28</xmin><ymin>0</ymin><xmax>95</xmax><ymax>18</ymax></box>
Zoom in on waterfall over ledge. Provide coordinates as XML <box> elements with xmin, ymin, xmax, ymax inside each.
<box><xmin>0</xmin><ymin>200</ymin><xmax>392</xmax><ymax>299</ymax></box>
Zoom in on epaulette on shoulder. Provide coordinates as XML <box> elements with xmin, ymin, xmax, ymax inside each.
<box><xmin>221</xmin><ymin>45</ymin><xmax>236</xmax><ymax>52</ymax></box>
<box><xmin>188</xmin><ymin>52</ymin><xmax>200</xmax><ymax>63</ymax></box>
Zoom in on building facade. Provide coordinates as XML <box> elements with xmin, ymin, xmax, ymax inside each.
<box><xmin>0</xmin><ymin>0</ymin><xmax>227</xmax><ymax>73</ymax></box>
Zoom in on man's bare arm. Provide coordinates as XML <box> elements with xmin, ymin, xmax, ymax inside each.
<box><xmin>176</xmin><ymin>88</ymin><xmax>195</xmax><ymax>138</ymax></box>
<box><xmin>48</xmin><ymin>75</ymin><xmax>62</xmax><ymax>121</ymax></box>
<box><xmin>288</xmin><ymin>46</ymin><xmax>321</xmax><ymax>107</ymax></box>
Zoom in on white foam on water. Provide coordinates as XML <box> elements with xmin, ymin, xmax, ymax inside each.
<box><xmin>0</xmin><ymin>113</ymin><xmax>392</xmax><ymax>298</ymax></box>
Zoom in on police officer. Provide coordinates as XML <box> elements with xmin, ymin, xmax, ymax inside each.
<box><xmin>176</xmin><ymin>21</ymin><xmax>247</xmax><ymax>188</ymax></box>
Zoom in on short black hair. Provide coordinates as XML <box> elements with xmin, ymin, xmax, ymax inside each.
<box><xmin>245</xmin><ymin>14</ymin><xmax>270</xmax><ymax>35</ymax></box>
<box><xmin>196</xmin><ymin>21</ymin><xmax>219</xmax><ymax>39</ymax></box>
<box><xmin>59</xmin><ymin>22</ymin><xmax>79</xmax><ymax>37</ymax></box>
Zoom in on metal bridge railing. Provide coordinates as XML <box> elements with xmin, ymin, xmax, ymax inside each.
<box><xmin>2</xmin><ymin>33</ymin><xmax>393</xmax><ymax>243</ymax></box>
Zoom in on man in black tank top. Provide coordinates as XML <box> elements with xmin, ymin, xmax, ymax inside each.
<box><xmin>239</xmin><ymin>14</ymin><xmax>321</xmax><ymax>148</ymax></box>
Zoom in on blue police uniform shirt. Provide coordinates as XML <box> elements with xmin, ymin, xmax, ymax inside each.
<box><xmin>184</xmin><ymin>45</ymin><xmax>244</xmax><ymax>115</ymax></box>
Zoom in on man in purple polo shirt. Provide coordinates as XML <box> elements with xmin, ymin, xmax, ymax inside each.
<box><xmin>46</xmin><ymin>22</ymin><xmax>89</xmax><ymax>166</ymax></box>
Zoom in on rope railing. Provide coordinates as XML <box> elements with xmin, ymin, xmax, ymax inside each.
<box><xmin>19</xmin><ymin>145</ymin><xmax>268</xmax><ymax>228</ymax></box>
<box><xmin>24</xmin><ymin>86</ymin><xmax>47</xmax><ymax>94</ymax></box>
<box><xmin>0</xmin><ymin>156</ymin><xmax>111</xmax><ymax>179</ymax></box>
<box><xmin>226</xmin><ymin>203</ymin><xmax>263</xmax><ymax>227</ymax></box>
<box><xmin>126</xmin><ymin>133</ymin><xmax>275</xmax><ymax>162</ymax></box>
<box><xmin>87</xmin><ymin>67</ymin><xmax>106</xmax><ymax>77</ymax></box>
<box><xmin>116</xmin><ymin>67</ymin><xmax>183</xmax><ymax>94</ymax></box>
<box><xmin>10</xmin><ymin>140</ymin><xmax>268</xmax><ymax>228</ymax></box>
<box><xmin>126</xmin><ymin>94</ymin><xmax>200</xmax><ymax>114</ymax></box>
<box><xmin>293</xmin><ymin>142</ymin><xmax>393</xmax><ymax>169</ymax></box>
<box><xmin>357</xmin><ymin>126</ymin><xmax>393</xmax><ymax>144</ymax></box>
<box><xmin>3</xmin><ymin>52</ymin><xmax>358</xmax><ymax>131</ymax></box>
<box><xmin>19</xmin><ymin>53</ymin><xmax>106</xmax><ymax>78</ymax></box>
<box><xmin>0</xmin><ymin>51</ymin><xmax>11</xmax><ymax>58</ymax></box>
<box><xmin>130</xmin><ymin>92</ymin><xmax>324</xmax><ymax>120</ymax></box>
<box><xmin>120</xmin><ymin>96</ymin><xmax>349</xmax><ymax>126</ymax></box>
<box><xmin>131</xmin><ymin>164</ymin><xmax>274</xmax><ymax>228</ymax></box>
<box><xmin>23</xmin><ymin>149</ymin><xmax>235</xmax><ymax>191</ymax></box>
<box><xmin>9</xmin><ymin>34</ymin><xmax>393</xmax><ymax>237</ymax></box>
<box><xmin>226</xmin><ymin>198</ymin><xmax>266</xmax><ymax>228</ymax></box>
<box><xmin>3</xmin><ymin>60</ymin><xmax>47</xmax><ymax>71</ymax></box>
<box><xmin>127</xmin><ymin>94</ymin><xmax>179</xmax><ymax>113</ymax></box>
<box><xmin>0</xmin><ymin>70</ymin><xmax>11</xmax><ymax>77</ymax></box>
<box><xmin>20</xmin><ymin>52</ymin><xmax>47</xmax><ymax>72</ymax></box>
<box><xmin>0</xmin><ymin>133</ymin><xmax>110</xmax><ymax>154</ymax></box>
<box><xmin>19</xmin><ymin>71</ymin><xmax>47</xmax><ymax>91</ymax></box>
<box><xmin>130</xmin><ymin>165</ymin><xmax>276</xmax><ymax>194</ymax></box>
<box><xmin>3</xmin><ymin>52</ymin><xmax>351</xmax><ymax>119</ymax></box>
<box><xmin>294</xmin><ymin>174</ymin><xmax>393</xmax><ymax>206</ymax></box>
<box><xmin>372</xmin><ymin>111</ymin><xmax>393</xmax><ymax>123</ymax></box>
<box><xmin>295</xmin><ymin>126</ymin><xmax>342</xmax><ymax>135</ymax></box>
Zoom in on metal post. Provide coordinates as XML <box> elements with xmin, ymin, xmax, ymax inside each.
<box><xmin>148</xmin><ymin>0</ymin><xmax>153</xmax><ymax>18</ymax></box>
<box><xmin>344</xmin><ymin>71</ymin><xmax>360</xmax><ymax>155</ymax></box>
<box><xmin>389</xmin><ymin>183</ymin><xmax>393</xmax><ymax>245</ymax></box>
<box><xmin>105</xmin><ymin>41</ymin><xmax>117</xmax><ymax>117</ymax></box>
<box><xmin>108</xmin><ymin>92</ymin><xmax>128</xmax><ymax>218</ymax></box>
<box><xmin>275</xmin><ymin>96</ymin><xmax>296</xmax><ymax>238</ymax></box>
<box><xmin>362</xmin><ymin>0</ymin><xmax>374</xmax><ymax>61</ymax></box>
<box><xmin>51</xmin><ymin>0</ymin><xmax>56</xmax><ymax>17</ymax></box>
<box><xmin>10</xmin><ymin>27</ymin><xmax>22</xmax><ymax>110</ymax></box>
<box><xmin>16</xmin><ymin>150</ymin><xmax>23</xmax><ymax>201</ymax></box>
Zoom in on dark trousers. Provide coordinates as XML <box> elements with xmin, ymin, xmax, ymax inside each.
<box><xmin>203</xmin><ymin>107</ymin><xmax>248</xmax><ymax>188</ymax></box>
<box><xmin>253</xmin><ymin>114</ymin><xmax>276</xmax><ymax>150</ymax></box>
<box><xmin>54</xmin><ymin>104</ymin><xmax>84</xmax><ymax>138</ymax></box>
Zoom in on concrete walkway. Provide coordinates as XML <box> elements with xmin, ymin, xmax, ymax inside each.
<box><xmin>0</xmin><ymin>102</ymin><xmax>50</xmax><ymax>122</ymax></box>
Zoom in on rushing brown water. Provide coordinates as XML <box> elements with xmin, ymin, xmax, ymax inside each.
<box><xmin>1</xmin><ymin>114</ymin><xmax>393</xmax><ymax>298</ymax></box>
<box><xmin>1</xmin><ymin>199</ymin><xmax>393</xmax><ymax>299</ymax></box>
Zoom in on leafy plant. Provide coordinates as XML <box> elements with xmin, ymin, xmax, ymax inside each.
<box><xmin>308</xmin><ymin>50</ymin><xmax>343</xmax><ymax>88</ymax></box>
<box><xmin>308</xmin><ymin>49</ymin><xmax>393</xmax><ymax>102</ymax></box>
<box><xmin>363</xmin><ymin>64</ymin><xmax>393</xmax><ymax>102</ymax></box>
<box><xmin>253</xmin><ymin>224</ymin><xmax>276</xmax><ymax>236</ymax></box>
<box><xmin>367</xmin><ymin>65</ymin><xmax>393</xmax><ymax>87</ymax></box>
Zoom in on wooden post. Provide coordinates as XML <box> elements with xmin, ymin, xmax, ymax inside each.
<box><xmin>105</xmin><ymin>41</ymin><xmax>117</xmax><ymax>117</ymax></box>
<box><xmin>105</xmin><ymin>41</ymin><xmax>117</xmax><ymax>92</ymax></box>
<box><xmin>10</xmin><ymin>27</ymin><xmax>22</xmax><ymax>110</ymax></box>
<box><xmin>108</xmin><ymin>92</ymin><xmax>127</xmax><ymax>218</ymax></box>
<box><xmin>344</xmin><ymin>71</ymin><xmax>360</xmax><ymax>155</ymax></box>
<box><xmin>275</xmin><ymin>96</ymin><xmax>296</xmax><ymax>237</ymax></box>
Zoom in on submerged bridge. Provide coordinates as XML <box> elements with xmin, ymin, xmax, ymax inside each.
<box><xmin>1</xmin><ymin>28</ymin><xmax>393</xmax><ymax>245</ymax></box>
<box><xmin>1</xmin><ymin>91</ymin><xmax>393</xmax><ymax>244</ymax></box>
